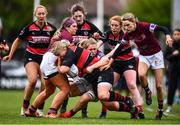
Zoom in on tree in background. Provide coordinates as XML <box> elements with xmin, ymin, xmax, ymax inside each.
<box><xmin>0</xmin><ymin>0</ymin><xmax>171</xmax><ymax>42</ymax></box>
<box><xmin>0</xmin><ymin>0</ymin><xmax>33</xmax><ymax>39</ymax></box>
<box><xmin>126</xmin><ymin>0</ymin><xmax>171</xmax><ymax>27</ymax></box>
<box><xmin>0</xmin><ymin>0</ymin><xmax>61</xmax><ymax>42</ymax></box>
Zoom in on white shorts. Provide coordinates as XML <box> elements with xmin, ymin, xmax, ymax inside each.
<box><xmin>139</xmin><ymin>51</ymin><xmax>164</xmax><ymax>69</ymax></box>
<box><xmin>40</xmin><ymin>52</ymin><xmax>59</xmax><ymax>79</ymax></box>
<box><xmin>72</xmin><ymin>77</ymin><xmax>97</xmax><ymax>100</ymax></box>
<box><xmin>98</xmin><ymin>82</ymin><xmax>112</xmax><ymax>89</ymax></box>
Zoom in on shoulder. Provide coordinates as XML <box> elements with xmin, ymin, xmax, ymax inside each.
<box><xmin>21</xmin><ymin>22</ymin><xmax>34</xmax><ymax>30</ymax></box>
<box><xmin>138</xmin><ymin>21</ymin><xmax>157</xmax><ymax>29</ymax></box>
<box><xmin>43</xmin><ymin>52</ymin><xmax>57</xmax><ymax>61</ymax></box>
<box><xmin>19</xmin><ymin>22</ymin><xmax>34</xmax><ymax>36</ymax></box>
<box><xmin>47</xmin><ymin>22</ymin><xmax>57</xmax><ymax>30</ymax></box>
<box><xmin>84</xmin><ymin>20</ymin><xmax>97</xmax><ymax>27</ymax></box>
<box><xmin>137</xmin><ymin>22</ymin><xmax>154</xmax><ymax>32</ymax></box>
<box><xmin>84</xmin><ymin>20</ymin><xmax>92</xmax><ymax>25</ymax></box>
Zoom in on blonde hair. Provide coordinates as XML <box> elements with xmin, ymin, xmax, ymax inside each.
<box><xmin>80</xmin><ymin>38</ymin><xmax>97</xmax><ymax>49</ymax></box>
<box><xmin>109</xmin><ymin>15</ymin><xmax>122</xmax><ymax>26</ymax></box>
<box><xmin>50</xmin><ymin>40</ymin><xmax>69</xmax><ymax>55</ymax></box>
<box><xmin>121</xmin><ymin>12</ymin><xmax>137</xmax><ymax>23</ymax></box>
<box><xmin>33</xmin><ymin>5</ymin><xmax>48</xmax><ymax>16</ymax></box>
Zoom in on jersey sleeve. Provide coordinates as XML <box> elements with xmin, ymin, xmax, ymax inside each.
<box><xmin>48</xmin><ymin>22</ymin><xmax>57</xmax><ymax>36</ymax></box>
<box><xmin>100</xmin><ymin>32</ymin><xmax>108</xmax><ymax>43</ymax></box>
<box><xmin>18</xmin><ymin>25</ymin><xmax>29</xmax><ymax>40</ymax></box>
<box><xmin>112</xmin><ymin>44</ymin><xmax>125</xmax><ymax>59</ymax></box>
<box><xmin>154</xmin><ymin>25</ymin><xmax>170</xmax><ymax>35</ymax></box>
<box><xmin>91</xmin><ymin>23</ymin><xmax>102</xmax><ymax>35</ymax></box>
<box><xmin>138</xmin><ymin>22</ymin><xmax>155</xmax><ymax>32</ymax></box>
<box><xmin>85</xmin><ymin>21</ymin><xmax>102</xmax><ymax>38</ymax></box>
<box><xmin>140</xmin><ymin>22</ymin><xmax>170</xmax><ymax>35</ymax></box>
<box><xmin>61</xmin><ymin>49</ymin><xmax>76</xmax><ymax>67</ymax></box>
<box><xmin>122</xmin><ymin>32</ymin><xmax>129</xmax><ymax>41</ymax></box>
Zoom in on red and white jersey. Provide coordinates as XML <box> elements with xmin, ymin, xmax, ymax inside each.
<box><xmin>18</xmin><ymin>22</ymin><xmax>56</xmax><ymax>55</ymax></box>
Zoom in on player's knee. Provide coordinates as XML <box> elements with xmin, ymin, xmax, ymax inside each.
<box><xmin>45</xmin><ymin>89</ymin><xmax>55</xmax><ymax>96</ymax></box>
<box><xmin>98</xmin><ymin>93</ymin><xmax>109</xmax><ymax>101</ymax></box>
<box><xmin>61</xmin><ymin>86</ymin><xmax>70</xmax><ymax>94</ymax></box>
<box><xmin>139</xmin><ymin>74</ymin><xmax>145</xmax><ymax>81</ymax></box>
<box><xmin>128</xmin><ymin>83</ymin><xmax>136</xmax><ymax>91</ymax></box>
<box><xmin>28</xmin><ymin>80</ymin><xmax>37</xmax><ymax>89</ymax></box>
<box><xmin>156</xmin><ymin>84</ymin><xmax>162</xmax><ymax>91</ymax></box>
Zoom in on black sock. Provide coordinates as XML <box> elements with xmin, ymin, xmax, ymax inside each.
<box><xmin>144</xmin><ymin>84</ymin><xmax>150</xmax><ymax>92</ymax></box>
<box><xmin>109</xmin><ymin>91</ymin><xmax>125</xmax><ymax>101</ymax></box>
<box><xmin>23</xmin><ymin>100</ymin><xmax>30</xmax><ymax>109</ymax></box>
<box><xmin>38</xmin><ymin>102</ymin><xmax>45</xmax><ymax>110</ymax></box>
<box><xmin>60</xmin><ymin>98</ymin><xmax>69</xmax><ymax>113</ymax></box>
<box><xmin>62</xmin><ymin>98</ymin><xmax>69</xmax><ymax>107</ymax></box>
<box><xmin>158</xmin><ymin>100</ymin><xmax>163</xmax><ymax>109</ymax></box>
<box><xmin>82</xmin><ymin>104</ymin><xmax>88</xmax><ymax>113</ymax></box>
<box><xmin>118</xmin><ymin>102</ymin><xmax>129</xmax><ymax>112</ymax></box>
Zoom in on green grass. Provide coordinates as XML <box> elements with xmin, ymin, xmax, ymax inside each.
<box><xmin>0</xmin><ymin>90</ymin><xmax>180</xmax><ymax>124</ymax></box>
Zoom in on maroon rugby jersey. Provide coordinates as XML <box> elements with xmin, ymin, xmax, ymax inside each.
<box><xmin>18</xmin><ymin>22</ymin><xmax>56</xmax><ymax>55</ymax></box>
<box><xmin>123</xmin><ymin>22</ymin><xmax>161</xmax><ymax>56</ymax></box>
<box><xmin>49</xmin><ymin>28</ymin><xmax>74</xmax><ymax>49</ymax></box>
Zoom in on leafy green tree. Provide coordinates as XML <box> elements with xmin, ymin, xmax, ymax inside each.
<box><xmin>126</xmin><ymin>0</ymin><xmax>171</xmax><ymax>27</ymax></box>
<box><xmin>0</xmin><ymin>0</ymin><xmax>34</xmax><ymax>37</ymax></box>
<box><xmin>0</xmin><ymin>0</ymin><xmax>62</xmax><ymax>40</ymax></box>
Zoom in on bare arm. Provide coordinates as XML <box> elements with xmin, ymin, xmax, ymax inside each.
<box><xmin>99</xmin><ymin>57</ymin><xmax>114</xmax><ymax>71</ymax></box>
<box><xmin>165</xmin><ymin>34</ymin><xmax>173</xmax><ymax>47</ymax></box>
<box><xmin>58</xmin><ymin>65</ymin><xmax>71</xmax><ymax>74</ymax></box>
<box><xmin>96</xmin><ymin>40</ymin><xmax>104</xmax><ymax>49</ymax></box>
<box><xmin>105</xmin><ymin>43</ymin><xmax>120</xmax><ymax>58</ymax></box>
<box><xmin>86</xmin><ymin>56</ymin><xmax>109</xmax><ymax>73</ymax></box>
<box><xmin>3</xmin><ymin>38</ymin><xmax>22</xmax><ymax>61</ymax></box>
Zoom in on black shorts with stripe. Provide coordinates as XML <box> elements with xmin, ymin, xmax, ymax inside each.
<box><xmin>112</xmin><ymin>57</ymin><xmax>136</xmax><ymax>75</ymax></box>
<box><xmin>84</xmin><ymin>68</ymin><xmax>114</xmax><ymax>96</ymax></box>
<box><xmin>24</xmin><ymin>51</ymin><xmax>43</xmax><ymax>66</ymax></box>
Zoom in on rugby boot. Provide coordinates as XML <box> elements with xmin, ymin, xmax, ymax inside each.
<box><xmin>59</xmin><ymin>112</ymin><xmax>73</xmax><ymax>118</ymax></box>
<box><xmin>145</xmin><ymin>90</ymin><xmax>152</xmax><ymax>105</ymax></box>
<box><xmin>99</xmin><ymin>112</ymin><xmax>107</xmax><ymax>119</ymax></box>
<box><xmin>155</xmin><ymin>108</ymin><xmax>163</xmax><ymax>120</ymax></box>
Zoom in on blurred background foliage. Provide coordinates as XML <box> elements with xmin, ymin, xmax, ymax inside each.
<box><xmin>0</xmin><ymin>0</ymin><xmax>171</xmax><ymax>43</ymax></box>
<box><xmin>126</xmin><ymin>0</ymin><xmax>171</xmax><ymax>27</ymax></box>
<box><xmin>0</xmin><ymin>0</ymin><xmax>63</xmax><ymax>42</ymax></box>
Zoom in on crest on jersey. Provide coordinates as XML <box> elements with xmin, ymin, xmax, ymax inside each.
<box><xmin>128</xmin><ymin>65</ymin><xmax>134</xmax><ymax>69</ymax></box>
<box><xmin>84</xmin><ymin>31</ymin><xmax>89</xmax><ymax>36</ymax></box>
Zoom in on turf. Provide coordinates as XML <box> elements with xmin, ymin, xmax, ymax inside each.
<box><xmin>0</xmin><ymin>90</ymin><xmax>180</xmax><ymax>124</ymax></box>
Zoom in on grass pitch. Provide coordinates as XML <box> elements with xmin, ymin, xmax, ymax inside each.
<box><xmin>0</xmin><ymin>90</ymin><xmax>180</xmax><ymax>124</ymax></box>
